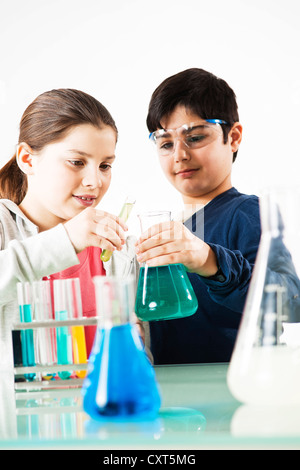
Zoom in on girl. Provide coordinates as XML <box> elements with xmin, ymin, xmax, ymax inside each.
<box><xmin>0</xmin><ymin>88</ymin><xmax>131</xmax><ymax>367</ymax></box>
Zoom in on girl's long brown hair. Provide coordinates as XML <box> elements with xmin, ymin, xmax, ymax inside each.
<box><xmin>0</xmin><ymin>89</ymin><xmax>118</xmax><ymax>204</ymax></box>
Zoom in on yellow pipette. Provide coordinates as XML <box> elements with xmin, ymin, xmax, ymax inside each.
<box><xmin>100</xmin><ymin>196</ymin><xmax>136</xmax><ymax>262</ymax></box>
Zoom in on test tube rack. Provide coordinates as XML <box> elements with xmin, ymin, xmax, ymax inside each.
<box><xmin>12</xmin><ymin>317</ymin><xmax>97</xmax><ymax>391</ymax></box>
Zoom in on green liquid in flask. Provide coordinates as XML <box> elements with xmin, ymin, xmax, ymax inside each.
<box><xmin>135</xmin><ymin>264</ymin><xmax>198</xmax><ymax>322</ymax></box>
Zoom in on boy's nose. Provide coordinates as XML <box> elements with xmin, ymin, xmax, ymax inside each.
<box><xmin>173</xmin><ymin>139</ymin><xmax>189</xmax><ymax>162</ymax></box>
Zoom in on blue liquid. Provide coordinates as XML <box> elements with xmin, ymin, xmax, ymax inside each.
<box><xmin>55</xmin><ymin>310</ymin><xmax>73</xmax><ymax>380</ymax></box>
<box><xmin>19</xmin><ymin>304</ymin><xmax>36</xmax><ymax>381</ymax></box>
<box><xmin>82</xmin><ymin>324</ymin><xmax>161</xmax><ymax>421</ymax></box>
<box><xmin>135</xmin><ymin>264</ymin><xmax>198</xmax><ymax>321</ymax></box>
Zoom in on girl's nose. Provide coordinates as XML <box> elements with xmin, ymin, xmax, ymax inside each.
<box><xmin>82</xmin><ymin>168</ymin><xmax>102</xmax><ymax>188</ymax></box>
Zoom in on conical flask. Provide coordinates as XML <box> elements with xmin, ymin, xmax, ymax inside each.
<box><xmin>227</xmin><ymin>187</ymin><xmax>300</xmax><ymax>406</ymax></box>
<box><xmin>135</xmin><ymin>211</ymin><xmax>198</xmax><ymax>321</ymax></box>
<box><xmin>82</xmin><ymin>276</ymin><xmax>161</xmax><ymax>420</ymax></box>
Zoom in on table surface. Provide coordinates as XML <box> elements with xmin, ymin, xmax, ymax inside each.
<box><xmin>1</xmin><ymin>363</ymin><xmax>300</xmax><ymax>450</ymax></box>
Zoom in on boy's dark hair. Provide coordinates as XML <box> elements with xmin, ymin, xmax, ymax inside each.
<box><xmin>146</xmin><ymin>68</ymin><xmax>240</xmax><ymax>161</ymax></box>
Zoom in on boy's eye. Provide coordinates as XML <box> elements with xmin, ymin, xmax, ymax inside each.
<box><xmin>160</xmin><ymin>141</ymin><xmax>174</xmax><ymax>150</ymax></box>
<box><xmin>186</xmin><ymin>134</ymin><xmax>206</xmax><ymax>144</ymax></box>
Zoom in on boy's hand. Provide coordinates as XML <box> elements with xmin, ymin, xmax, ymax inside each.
<box><xmin>63</xmin><ymin>207</ymin><xmax>127</xmax><ymax>254</ymax></box>
<box><xmin>135</xmin><ymin>221</ymin><xmax>218</xmax><ymax>277</ymax></box>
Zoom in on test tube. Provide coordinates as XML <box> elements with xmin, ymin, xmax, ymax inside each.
<box><xmin>100</xmin><ymin>195</ymin><xmax>136</xmax><ymax>262</ymax></box>
<box><xmin>53</xmin><ymin>279</ymin><xmax>73</xmax><ymax>380</ymax></box>
<box><xmin>68</xmin><ymin>278</ymin><xmax>88</xmax><ymax>379</ymax></box>
<box><xmin>17</xmin><ymin>282</ymin><xmax>36</xmax><ymax>381</ymax></box>
<box><xmin>53</xmin><ymin>278</ymin><xmax>87</xmax><ymax>380</ymax></box>
<box><xmin>32</xmin><ymin>280</ymin><xmax>56</xmax><ymax>380</ymax></box>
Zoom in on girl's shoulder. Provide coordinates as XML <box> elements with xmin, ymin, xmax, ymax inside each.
<box><xmin>0</xmin><ymin>199</ymin><xmax>19</xmax><ymax>217</ymax></box>
<box><xmin>0</xmin><ymin>199</ymin><xmax>38</xmax><ymax>245</ymax></box>
<box><xmin>0</xmin><ymin>199</ymin><xmax>18</xmax><ymax>224</ymax></box>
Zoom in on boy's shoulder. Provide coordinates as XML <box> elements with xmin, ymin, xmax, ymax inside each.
<box><xmin>184</xmin><ymin>188</ymin><xmax>259</xmax><ymax>237</ymax></box>
<box><xmin>216</xmin><ymin>186</ymin><xmax>258</xmax><ymax>202</ymax></box>
<box><xmin>208</xmin><ymin>187</ymin><xmax>259</xmax><ymax>214</ymax></box>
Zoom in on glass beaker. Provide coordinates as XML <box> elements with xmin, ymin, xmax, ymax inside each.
<box><xmin>227</xmin><ymin>187</ymin><xmax>300</xmax><ymax>406</ymax></box>
<box><xmin>135</xmin><ymin>211</ymin><xmax>198</xmax><ymax>321</ymax></box>
<box><xmin>82</xmin><ymin>276</ymin><xmax>161</xmax><ymax>421</ymax></box>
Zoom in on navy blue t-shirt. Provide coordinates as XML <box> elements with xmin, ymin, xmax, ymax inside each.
<box><xmin>149</xmin><ymin>187</ymin><xmax>261</xmax><ymax>364</ymax></box>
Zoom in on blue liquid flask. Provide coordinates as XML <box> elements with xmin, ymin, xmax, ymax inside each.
<box><xmin>82</xmin><ymin>276</ymin><xmax>161</xmax><ymax>421</ymax></box>
<box><xmin>135</xmin><ymin>211</ymin><xmax>198</xmax><ymax>321</ymax></box>
<box><xmin>17</xmin><ymin>283</ymin><xmax>36</xmax><ymax>382</ymax></box>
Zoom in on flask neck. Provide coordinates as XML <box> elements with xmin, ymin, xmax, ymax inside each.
<box><xmin>93</xmin><ymin>276</ymin><xmax>135</xmax><ymax>328</ymax></box>
<box><xmin>97</xmin><ymin>303</ymin><xmax>132</xmax><ymax>328</ymax></box>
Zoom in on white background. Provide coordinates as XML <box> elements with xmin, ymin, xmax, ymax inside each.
<box><xmin>0</xmin><ymin>0</ymin><xmax>300</xmax><ymax>236</ymax></box>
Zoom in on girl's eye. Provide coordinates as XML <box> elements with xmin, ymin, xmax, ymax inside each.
<box><xmin>69</xmin><ymin>160</ymin><xmax>84</xmax><ymax>167</ymax></box>
<box><xmin>100</xmin><ymin>163</ymin><xmax>112</xmax><ymax>171</ymax></box>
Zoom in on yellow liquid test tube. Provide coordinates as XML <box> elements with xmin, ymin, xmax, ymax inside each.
<box><xmin>72</xmin><ymin>325</ymin><xmax>87</xmax><ymax>378</ymax></box>
<box><xmin>100</xmin><ymin>196</ymin><xmax>136</xmax><ymax>262</ymax></box>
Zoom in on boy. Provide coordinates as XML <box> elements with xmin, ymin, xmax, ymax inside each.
<box><xmin>136</xmin><ymin>68</ymin><xmax>261</xmax><ymax>364</ymax></box>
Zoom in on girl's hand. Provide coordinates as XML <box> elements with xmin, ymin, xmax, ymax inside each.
<box><xmin>63</xmin><ymin>207</ymin><xmax>127</xmax><ymax>254</ymax></box>
<box><xmin>135</xmin><ymin>221</ymin><xmax>218</xmax><ymax>277</ymax></box>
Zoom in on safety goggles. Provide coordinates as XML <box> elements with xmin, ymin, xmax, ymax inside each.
<box><xmin>149</xmin><ymin>119</ymin><xmax>228</xmax><ymax>156</ymax></box>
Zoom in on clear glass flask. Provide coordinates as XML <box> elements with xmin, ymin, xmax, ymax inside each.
<box><xmin>135</xmin><ymin>211</ymin><xmax>198</xmax><ymax>321</ymax></box>
<box><xmin>82</xmin><ymin>276</ymin><xmax>161</xmax><ymax>421</ymax></box>
<box><xmin>227</xmin><ymin>187</ymin><xmax>300</xmax><ymax>406</ymax></box>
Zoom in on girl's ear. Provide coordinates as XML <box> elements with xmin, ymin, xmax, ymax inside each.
<box><xmin>16</xmin><ymin>142</ymin><xmax>35</xmax><ymax>175</ymax></box>
<box><xmin>229</xmin><ymin>123</ymin><xmax>243</xmax><ymax>153</ymax></box>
